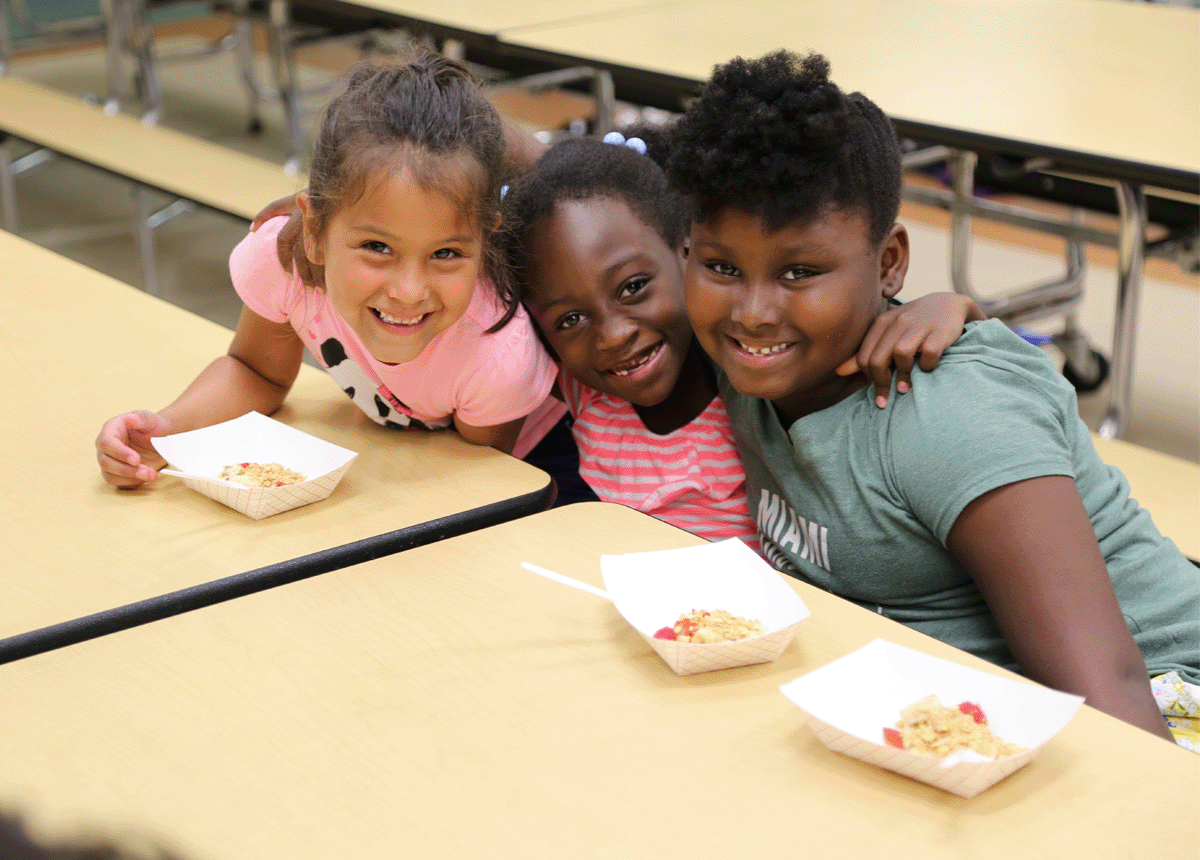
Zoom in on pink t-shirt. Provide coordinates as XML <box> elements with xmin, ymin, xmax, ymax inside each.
<box><xmin>230</xmin><ymin>217</ymin><xmax>559</xmax><ymax>456</ymax></box>
<box><xmin>560</xmin><ymin>369</ymin><xmax>759</xmax><ymax>551</ymax></box>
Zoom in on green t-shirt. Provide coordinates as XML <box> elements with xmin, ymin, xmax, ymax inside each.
<box><xmin>720</xmin><ymin>318</ymin><xmax>1199</xmax><ymax>681</ymax></box>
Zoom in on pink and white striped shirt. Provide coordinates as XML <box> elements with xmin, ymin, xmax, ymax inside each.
<box><xmin>560</xmin><ymin>369</ymin><xmax>759</xmax><ymax>552</ymax></box>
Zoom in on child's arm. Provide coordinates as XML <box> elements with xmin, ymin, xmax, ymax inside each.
<box><xmin>453</xmin><ymin>414</ymin><xmax>526</xmax><ymax>456</ymax></box>
<box><xmin>96</xmin><ymin>307</ymin><xmax>305</xmax><ymax>488</ymax></box>
<box><xmin>838</xmin><ymin>292</ymin><xmax>986</xmax><ymax>408</ymax></box>
<box><xmin>501</xmin><ymin>117</ymin><xmax>548</xmax><ymax>176</ymax></box>
<box><xmin>946</xmin><ymin>475</ymin><xmax>1175</xmax><ymax>741</ymax></box>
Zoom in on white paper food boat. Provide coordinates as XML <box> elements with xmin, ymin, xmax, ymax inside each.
<box><xmin>779</xmin><ymin>638</ymin><xmax>1085</xmax><ymax>797</ymax></box>
<box><xmin>152</xmin><ymin>411</ymin><xmax>358</xmax><ymax>520</ymax></box>
<box><xmin>601</xmin><ymin>538</ymin><xmax>810</xmax><ymax>675</ymax></box>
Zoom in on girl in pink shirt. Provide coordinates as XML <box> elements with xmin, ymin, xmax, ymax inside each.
<box><xmin>96</xmin><ymin>49</ymin><xmax>560</xmax><ymax>489</ymax></box>
<box><xmin>500</xmin><ymin>131</ymin><xmax>982</xmax><ymax>550</ymax></box>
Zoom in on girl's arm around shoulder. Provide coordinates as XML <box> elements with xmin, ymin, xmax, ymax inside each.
<box><xmin>839</xmin><ymin>292</ymin><xmax>985</xmax><ymax>408</ymax></box>
<box><xmin>502</xmin><ymin>117</ymin><xmax>549</xmax><ymax>176</ymax></box>
<box><xmin>446</xmin><ymin>318</ymin><xmax>554</xmax><ymax>454</ymax></box>
<box><xmin>246</xmin><ymin>194</ymin><xmax>322</xmax><ymax>282</ymax></box>
<box><xmin>455</xmin><ymin>305</ymin><xmax>558</xmax><ymax>429</ymax></box>
<box><xmin>453</xmin><ymin>413</ymin><xmax>525</xmax><ymax>455</ymax></box>
<box><xmin>95</xmin><ymin>307</ymin><xmax>305</xmax><ymax>488</ymax></box>
<box><xmin>946</xmin><ymin>474</ymin><xmax>1175</xmax><ymax>741</ymax></box>
<box><xmin>249</xmin><ymin>194</ymin><xmax>298</xmax><ymax>233</ymax></box>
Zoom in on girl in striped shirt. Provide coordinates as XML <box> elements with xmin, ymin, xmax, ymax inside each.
<box><xmin>500</xmin><ymin>131</ymin><xmax>980</xmax><ymax>552</ymax></box>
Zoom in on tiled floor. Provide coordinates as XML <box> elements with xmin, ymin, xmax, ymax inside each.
<box><xmin>5</xmin><ymin>18</ymin><xmax>1198</xmax><ymax>462</ymax></box>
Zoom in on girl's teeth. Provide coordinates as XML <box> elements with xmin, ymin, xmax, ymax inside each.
<box><xmin>738</xmin><ymin>340</ymin><xmax>791</xmax><ymax>356</ymax></box>
<box><xmin>377</xmin><ymin>309</ymin><xmax>425</xmax><ymax>325</ymax></box>
<box><xmin>610</xmin><ymin>344</ymin><xmax>660</xmax><ymax>377</ymax></box>
<box><xmin>611</xmin><ymin>357</ymin><xmax>647</xmax><ymax>377</ymax></box>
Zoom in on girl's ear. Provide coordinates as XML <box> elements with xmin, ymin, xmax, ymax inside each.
<box><xmin>296</xmin><ymin>191</ymin><xmax>326</xmax><ymax>266</ymax></box>
<box><xmin>879</xmin><ymin>223</ymin><xmax>909</xmax><ymax>299</ymax></box>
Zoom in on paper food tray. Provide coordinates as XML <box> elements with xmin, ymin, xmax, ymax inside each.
<box><xmin>601</xmin><ymin>538</ymin><xmax>810</xmax><ymax>675</ymax></box>
<box><xmin>779</xmin><ymin>638</ymin><xmax>1084</xmax><ymax>797</ymax></box>
<box><xmin>151</xmin><ymin>411</ymin><xmax>357</xmax><ymax>520</ymax></box>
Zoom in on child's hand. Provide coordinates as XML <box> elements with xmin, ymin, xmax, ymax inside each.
<box><xmin>95</xmin><ymin>410</ymin><xmax>171</xmax><ymax>488</ymax></box>
<box><xmin>837</xmin><ymin>293</ymin><xmax>986</xmax><ymax>408</ymax></box>
<box><xmin>250</xmin><ymin>195</ymin><xmax>297</xmax><ymax>232</ymax></box>
<box><xmin>276</xmin><ymin>212</ymin><xmax>323</xmax><ymax>285</ymax></box>
<box><xmin>250</xmin><ymin>196</ymin><xmax>321</xmax><ymax>282</ymax></box>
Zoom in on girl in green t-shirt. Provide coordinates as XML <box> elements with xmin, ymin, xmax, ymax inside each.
<box><xmin>669</xmin><ymin>49</ymin><xmax>1199</xmax><ymax>744</ymax></box>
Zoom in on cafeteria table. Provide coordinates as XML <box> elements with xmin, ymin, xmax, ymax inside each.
<box><xmin>499</xmin><ymin>0</ymin><xmax>1200</xmax><ymax>440</ymax></box>
<box><xmin>1091</xmin><ymin>435</ymin><xmax>1200</xmax><ymax>563</ymax></box>
<box><xmin>0</xmin><ymin>230</ymin><xmax>552</xmax><ymax>659</ymax></box>
<box><xmin>0</xmin><ymin>501</ymin><xmax>1194</xmax><ymax>859</ymax></box>
<box><xmin>300</xmin><ymin>0</ymin><xmax>673</xmax><ymax>35</ymax></box>
<box><xmin>97</xmin><ymin>0</ymin><xmax>671</xmax><ymax>170</ymax></box>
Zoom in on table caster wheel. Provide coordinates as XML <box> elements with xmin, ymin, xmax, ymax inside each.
<box><xmin>1062</xmin><ymin>348</ymin><xmax>1109</xmax><ymax>393</ymax></box>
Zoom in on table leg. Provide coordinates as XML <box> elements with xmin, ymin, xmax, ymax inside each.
<box><xmin>0</xmin><ymin>138</ymin><xmax>18</xmax><ymax>233</ymax></box>
<box><xmin>267</xmin><ymin>0</ymin><xmax>304</xmax><ymax>175</ymax></box>
<box><xmin>133</xmin><ymin>184</ymin><xmax>159</xmax><ymax>296</ymax></box>
<box><xmin>593</xmin><ymin>68</ymin><xmax>614</xmax><ymax>137</ymax></box>
<box><xmin>0</xmin><ymin>0</ymin><xmax>12</xmax><ymax>76</ymax></box>
<box><xmin>126</xmin><ymin>0</ymin><xmax>163</xmax><ymax>124</ymax></box>
<box><xmin>98</xmin><ymin>0</ymin><xmax>126</xmax><ymax>115</ymax></box>
<box><xmin>230</xmin><ymin>0</ymin><xmax>264</xmax><ymax>134</ymax></box>
<box><xmin>1097</xmin><ymin>182</ymin><xmax>1146</xmax><ymax>439</ymax></box>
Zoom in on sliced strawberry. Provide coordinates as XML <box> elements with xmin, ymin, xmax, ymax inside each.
<box><xmin>958</xmin><ymin>701</ymin><xmax>987</xmax><ymax>724</ymax></box>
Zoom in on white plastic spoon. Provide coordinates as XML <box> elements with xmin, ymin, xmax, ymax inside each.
<box><xmin>159</xmin><ymin>468</ymin><xmax>246</xmax><ymax>488</ymax></box>
<box><xmin>520</xmin><ymin>562</ymin><xmax>613</xmax><ymax>601</ymax></box>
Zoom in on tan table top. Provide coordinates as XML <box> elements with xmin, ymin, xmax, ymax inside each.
<box><xmin>0</xmin><ymin>230</ymin><xmax>550</xmax><ymax>646</ymax></box>
<box><xmin>0</xmin><ymin>501</ymin><xmax>1194</xmax><ymax>859</ymax></box>
<box><xmin>306</xmin><ymin>0</ymin><xmax>674</xmax><ymax>37</ymax></box>
<box><xmin>0</xmin><ymin>75</ymin><xmax>303</xmax><ymax>219</ymax></box>
<box><xmin>1092</xmin><ymin>434</ymin><xmax>1200</xmax><ymax>562</ymax></box>
<box><xmin>504</xmin><ymin>0</ymin><xmax>1200</xmax><ymax>185</ymax></box>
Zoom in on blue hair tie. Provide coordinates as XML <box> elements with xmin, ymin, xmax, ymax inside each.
<box><xmin>500</xmin><ymin>184</ymin><xmax>509</xmax><ymax>200</ymax></box>
<box><xmin>602</xmin><ymin>131</ymin><xmax>647</xmax><ymax>155</ymax></box>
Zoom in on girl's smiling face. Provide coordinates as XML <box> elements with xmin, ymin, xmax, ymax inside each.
<box><xmin>300</xmin><ymin>156</ymin><xmax>485</xmax><ymax>365</ymax></box>
<box><xmin>684</xmin><ymin>206</ymin><xmax>908</xmax><ymax>424</ymax></box>
<box><xmin>524</xmin><ymin>197</ymin><xmax>692</xmax><ymax>408</ymax></box>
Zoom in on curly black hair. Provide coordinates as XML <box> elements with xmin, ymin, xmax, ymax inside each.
<box><xmin>500</xmin><ymin>127</ymin><xmax>687</xmax><ymax>308</ymax></box>
<box><xmin>0</xmin><ymin>811</ymin><xmax>185</xmax><ymax>860</ymax></box>
<box><xmin>667</xmin><ymin>50</ymin><xmax>902</xmax><ymax>246</ymax></box>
